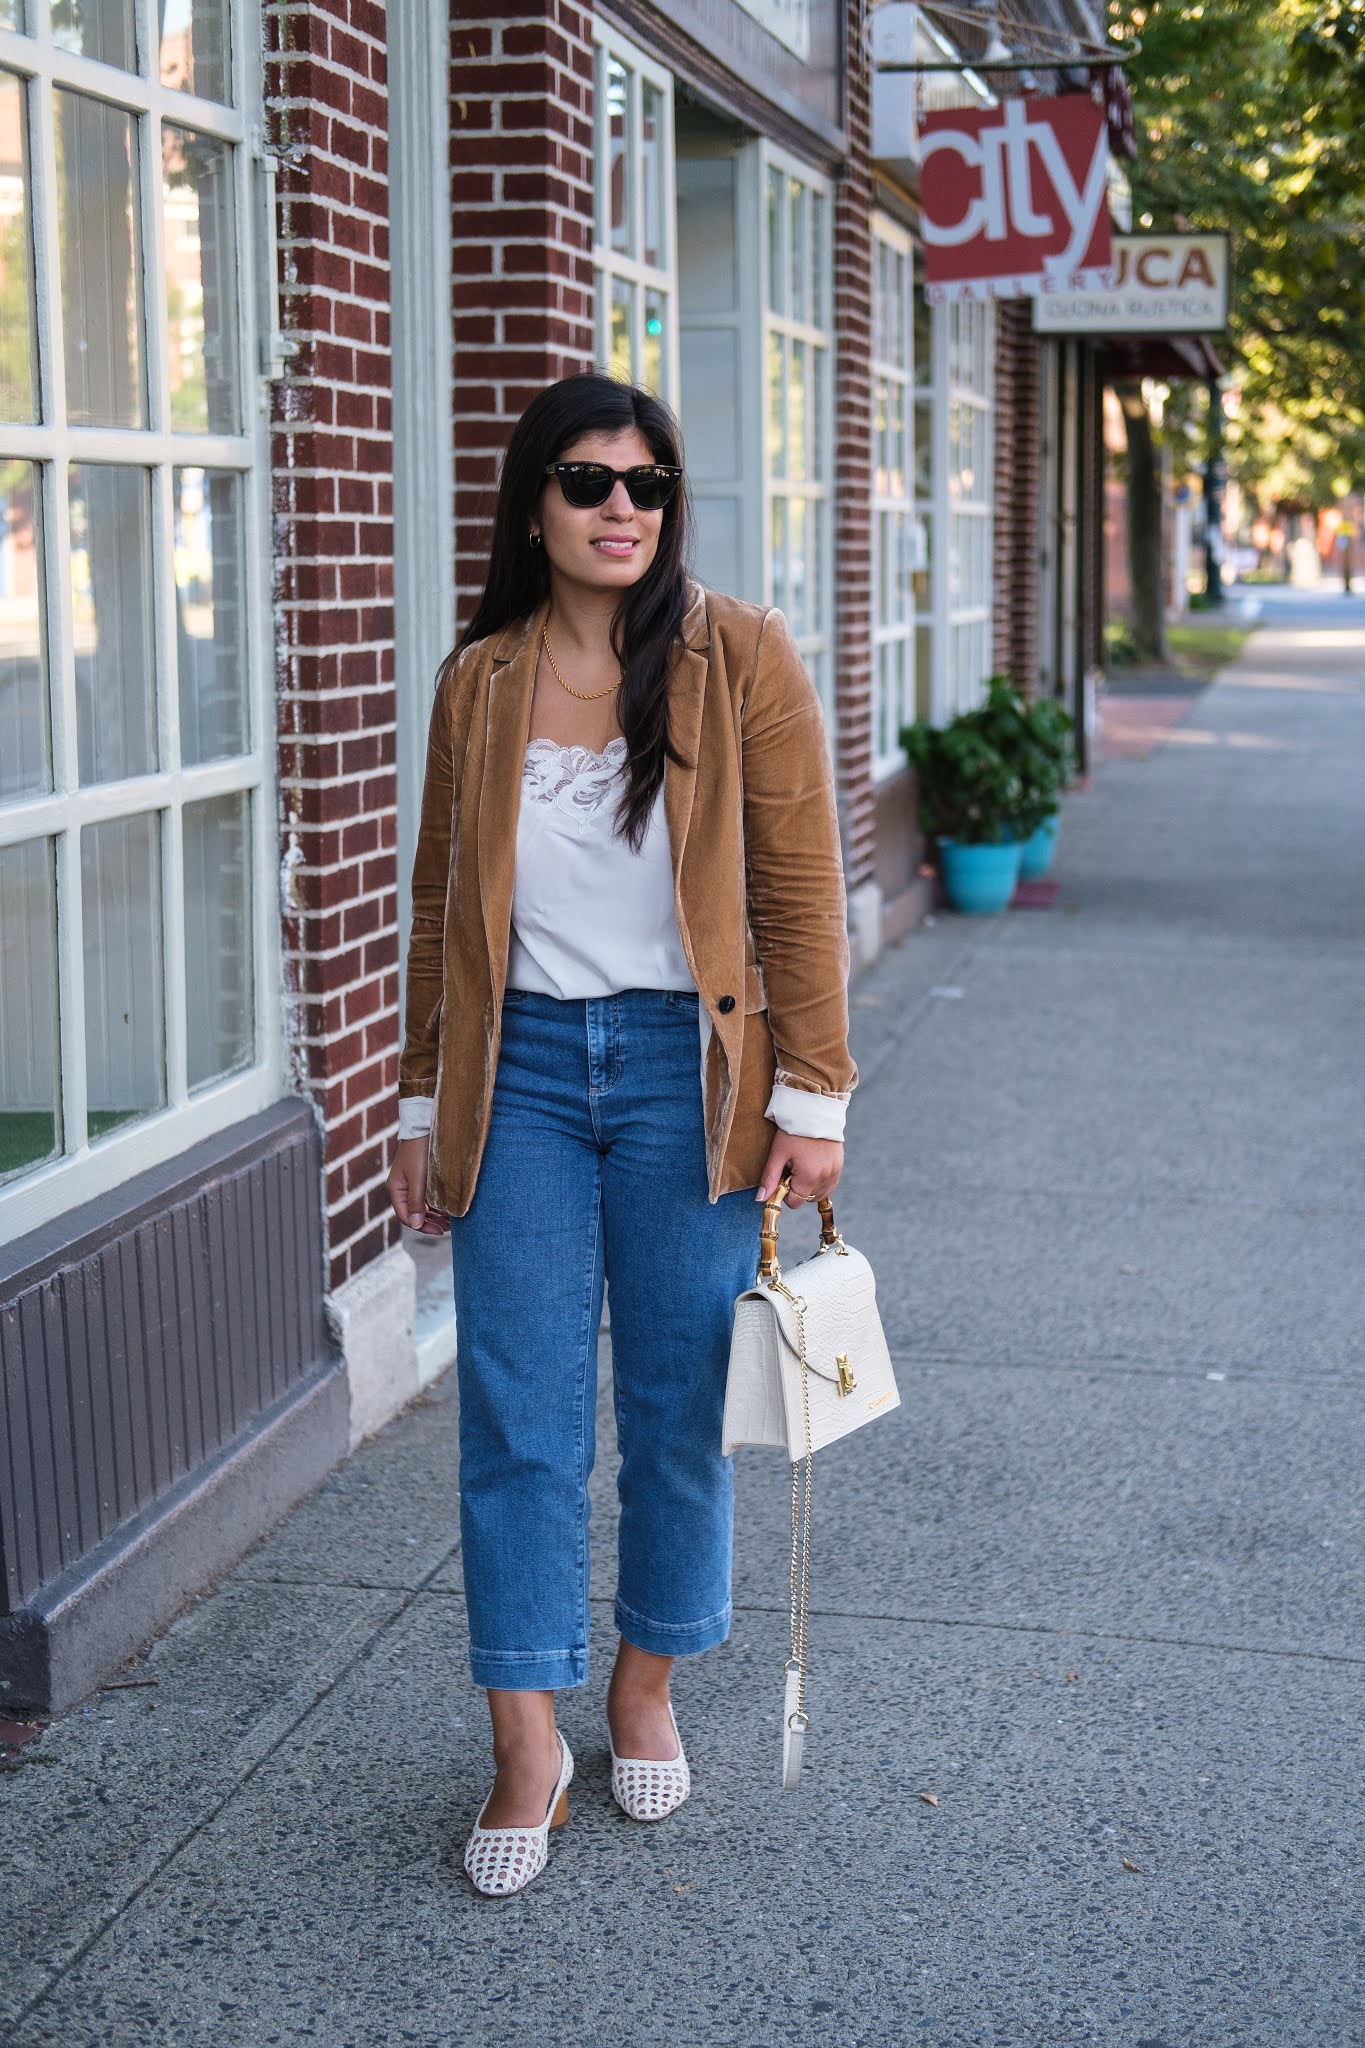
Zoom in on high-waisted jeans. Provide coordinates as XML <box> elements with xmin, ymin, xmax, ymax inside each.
<box><xmin>448</xmin><ymin>987</ymin><xmax>762</xmax><ymax>1692</ymax></box>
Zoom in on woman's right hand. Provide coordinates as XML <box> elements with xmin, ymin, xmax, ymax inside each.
<box><xmin>388</xmin><ymin>1137</ymin><xmax>450</xmax><ymax>1236</ymax></box>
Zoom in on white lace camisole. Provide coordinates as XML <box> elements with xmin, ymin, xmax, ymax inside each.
<box><xmin>397</xmin><ymin>737</ymin><xmax>847</xmax><ymax>1143</ymax></box>
<box><xmin>506</xmin><ymin>736</ymin><xmax>691</xmax><ymax>998</ymax></box>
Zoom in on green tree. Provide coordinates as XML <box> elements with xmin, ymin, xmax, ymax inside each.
<box><xmin>1108</xmin><ymin>0</ymin><xmax>1365</xmax><ymax>625</ymax></box>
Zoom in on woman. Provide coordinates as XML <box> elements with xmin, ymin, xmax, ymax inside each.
<box><xmin>389</xmin><ymin>373</ymin><xmax>855</xmax><ymax>1897</ymax></box>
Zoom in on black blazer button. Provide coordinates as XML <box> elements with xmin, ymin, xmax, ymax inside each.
<box><xmin>718</xmin><ymin>994</ymin><xmax>736</xmax><ymax>1014</ymax></box>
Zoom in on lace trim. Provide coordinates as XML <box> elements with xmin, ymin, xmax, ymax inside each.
<box><xmin>522</xmin><ymin>735</ymin><xmax>627</xmax><ymax>818</ymax></box>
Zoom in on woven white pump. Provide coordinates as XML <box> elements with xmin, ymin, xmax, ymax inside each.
<box><xmin>610</xmin><ymin>1703</ymin><xmax>691</xmax><ymax>1822</ymax></box>
<box><xmin>464</xmin><ymin>1734</ymin><xmax>574</xmax><ymax>1897</ymax></box>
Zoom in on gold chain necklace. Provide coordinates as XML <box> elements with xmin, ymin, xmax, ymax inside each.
<box><xmin>542</xmin><ymin>625</ymin><xmax>621</xmax><ymax>702</ymax></box>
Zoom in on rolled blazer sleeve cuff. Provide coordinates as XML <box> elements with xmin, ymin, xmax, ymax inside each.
<box><xmin>397</xmin><ymin>1095</ymin><xmax>435</xmax><ymax>1140</ymax></box>
<box><xmin>765</xmin><ymin>1081</ymin><xmax>848</xmax><ymax>1142</ymax></box>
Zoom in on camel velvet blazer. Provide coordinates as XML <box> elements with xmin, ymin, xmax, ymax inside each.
<box><xmin>399</xmin><ymin>581</ymin><xmax>857</xmax><ymax>1218</ymax></box>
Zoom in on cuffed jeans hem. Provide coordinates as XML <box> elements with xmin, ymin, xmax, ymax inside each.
<box><xmin>614</xmin><ymin>1595</ymin><xmax>732</xmax><ymax>1659</ymax></box>
<box><xmin>469</xmin><ymin>1646</ymin><xmax>589</xmax><ymax>1693</ymax></box>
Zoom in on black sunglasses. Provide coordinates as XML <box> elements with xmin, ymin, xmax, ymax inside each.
<box><xmin>544</xmin><ymin>461</ymin><xmax>682</xmax><ymax>511</ymax></box>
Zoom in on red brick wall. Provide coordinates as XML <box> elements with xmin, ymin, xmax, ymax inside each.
<box><xmin>832</xmin><ymin>0</ymin><xmax>875</xmax><ymax>893</ymax></box>
<box><xmin>450</xmin><ymin>3</ymin><xmax>596</xmax><ymax>630</ymax></box>
<box><xmin>265</xmin><ymin>2</ymin><xmax>401</xmax><ymax>1290</ymax></box>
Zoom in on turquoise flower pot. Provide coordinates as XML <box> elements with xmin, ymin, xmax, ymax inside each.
<box><xmin>1018</xmin><ymin>814</ymin><xmax>1060</xmax><ymax>881</ymax></box>
<box><xmin>939</xmin><ymin>836</ymin><xmax>1022</xmax><ymax>915</ymax></box>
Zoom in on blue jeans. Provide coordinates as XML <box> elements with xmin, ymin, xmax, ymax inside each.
<box><xmin>449</xmin><ymin>987</ymin><xmax>762</xmax><ymax>1692</ymax></box>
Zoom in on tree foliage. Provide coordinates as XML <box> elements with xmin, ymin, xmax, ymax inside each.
<box><xmin>1109</xmin><ymin>0</ymin><xmax>1365</xmax><ymax>500</ymax></box>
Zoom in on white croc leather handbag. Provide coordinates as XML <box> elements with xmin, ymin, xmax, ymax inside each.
<box><xmin>723</xmin><ymin>1174</ymin><xmax>900</xmax><ymax>1788</ymax></box>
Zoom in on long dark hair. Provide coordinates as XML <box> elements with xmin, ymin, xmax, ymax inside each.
<box><xmin>459</xmin><ymin>374</ymin><xmax>694</xmax><ymax>850</ymax></box>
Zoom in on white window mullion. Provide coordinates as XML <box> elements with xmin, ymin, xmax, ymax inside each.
<box><xmin>136</xmin><ymin>0</ymin><xmax>159</xmax><ymax>106</ymax></box>
<box><xmin>53</xmin><ymin>813</ymin><xmax>86</xmax><ymax>1157</ymax></box>
<box><xmin>153</xmin><ymin>475</ymin><xmax>189</xmax><ymax>1108</ymax></box>
<box><xmin>141</xmin><ymin>50</ymin><xmax>189</xmax><ymax>1110</ymax></box>
<box><xmin>239</xmin><ymin>8</ymin><xmax>281</xmax><ymax>1093</ymax></box>
<box><xmin>30</xmin><ymin>51</ymin><xmax>89</xmax><ymax>1152</ymax></box>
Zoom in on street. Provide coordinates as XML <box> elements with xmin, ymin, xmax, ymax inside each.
<box><xmin>4</xmin><ymin>586</ymin><xmax>1362</xmax><ymax>2047</ymax></box>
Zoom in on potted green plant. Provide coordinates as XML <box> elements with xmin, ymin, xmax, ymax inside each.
<box><xmin>972</xmin><ymin>676</ymin><xmax>1075</xmax><ymax>879</ymax></box>
<box><xmin>900</xmin><ymin>710</ymin><xmax>1024</xmax><ymax>914</ymax></box>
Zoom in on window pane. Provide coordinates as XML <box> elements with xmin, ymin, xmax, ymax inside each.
<box><xmin>70</xmin><ymin>464</ymin><xmax>156</xmax><ymax>785</ymax></box>
<box><xmin>787</xmin><ymin>495</ymin><xmax>807</xmax><ymax>634</ymax></box>
<box><xmin>0</xmin><ymin>72</ymin><xmax>37</xmax><ymax>423</ymax></box>
<box><xmin>83</xmin><ymin>811</ymin><xmax>165</xmax><ymax>1137</ymax></box>
<box><xmin>767</xmin><ymin>328</ymin><xmax>785</xmax><ymax>479</ymax></box>
<box><xmin>914</xmin><ymin>393</ymin><xmax>933</xmax><ymax>498</ymax></box>
<box><xmin>873</xmin><ymin>243</ymin><xmax>886</xmax><ymax>362</ymax></box>
<box><xmin>769</xmin><ymin>495</ymin><xmax>787</xmax><ymax>611</ymax></box>
<box><xmin>810</xmin><ymin>189</ymin><xmax>826</xmax><ymax>324</ymax></box>
<box><xmin>184</xmin><ymin>789</ymin><xmax>251</xmax><ymax>1088</ymax></box>
<box><xmin>175</xmin><ymin>467</ymin><xmax>246</xmax><ymax>764</ymax></box>
<box><xmin>56</xmin><ymin>90</ymin><xmax>145</xmax><ymax>429</ymax></box>
<box><xmin>52</xmin><ymin>0</ymin><xmax>137</xmax><ymax>70</ymax></box>
<box><xmin>913</xmin><ymin>513</ymin><xmax>931</xmax><ymax>612</ymax></box>
<box><xmin>766</xmin><ymin>165</ymin><xmax>783</xmax><ymax>315</ymax></box>
<box><xmin>608</xmin><ymin>275</ymin><xmax>631</xmax><ymax>383</ymax></box>
<box><xmin>914</xmin><ymin>275</ymin><xmax>932</xmax><ymax>390</ymax></box>
<box><xmin>0</xmin><ymin>837</ymin><xmax>60</xmax><ymax>1181</ymax></box>
<box><xmin>0</xmin><ymin>459</ymin><xmax>44</xmax><ymax>799</ymax></box>
<box><xmin>895</xmin><ymin>508</ymin><xmax>911</xmax><ymax>619</ymax></box>
<box><xmin>641</xmin><ymin>80</ymin><xmax>663</xmax><ymax>270</ymax></box>
<box><xmin>163</xmin><ymin>125</ymin><xmax>239</xmax><ymax>433</ymax></box>
<box><xmin>0</xmin><ymin>3</ymin><xmax>20</xmax><ymax>27</ymax></box>
<box><xmin>788</xmin><ymin>338</ymin><xmax>807</xmax><ymax>482</ymax></box>
<box><xmin>160</xmin><ymin>0</ymin><xmax>231</xmax><ymax>104</ymax></box>
<box><xmin>812</xmin><ymin>343</ymin><xmax>827</xmax><ymax>481</ymax></box>
<box><xmin>606</xmin><ymin>57</ymin><xmax>629</xmax><ymax>255</ymax></box>
<box><xmin>789</xmin><ymin>178</ymin><xmax>807</xmax><ymax>325</ymax></box>
<box><xmin>641</xmin><ymin>286</ymin><xmax>665</xmax><ymax>399</ymax></box>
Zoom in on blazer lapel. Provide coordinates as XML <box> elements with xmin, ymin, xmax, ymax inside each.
<box><xmin>663</xmin><ymin>583</ymin><xmax>712</xmax><ymax>894</ymax></box>
<box><xmin>477</xmin><ymin>601</ymin><xmax>546</xmax><ymax>992</ymax></box>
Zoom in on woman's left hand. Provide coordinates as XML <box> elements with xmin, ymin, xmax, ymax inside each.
<box><xmin>756</xmin><ymin>1135</ymin><xmax>844</xmax><ymax>1207</ymax></box>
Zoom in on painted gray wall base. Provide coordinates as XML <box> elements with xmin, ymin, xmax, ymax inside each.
<box><xmin>1</xmin><ymin>1100</ymin><xmax>331</xmax><ymax>1618</ymax></box>
<box><xmin>328</xmin><ymin>1244</ymin><xmax>420</xmax><ymax>1449</ymax></box>
<box><xmin>848</xmin><ymin>878</ymin><xmax>885</xmax><ymax>973</ymax></box>
<box><xmin>0</xmin><ymin>1356</ymin><xmax>348</xmax><ymax>1715</ymax></box>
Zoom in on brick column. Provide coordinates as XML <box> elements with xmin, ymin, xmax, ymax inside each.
<box><xmin>265</xmin><ymin>3</ymin><xmax>400</xmax><ymax>1290</ymax></box>
<box><xmin>832</xmin><ymin>0</ymin><xmax>876</xmax><ymax>898</ymax></box>
<box><xmin>450</xmin><ymin>4</ymin><xmax>596</xmax><ymax>630</ymax></box>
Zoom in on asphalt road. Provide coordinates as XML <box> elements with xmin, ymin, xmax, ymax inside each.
<box><xmin>4</xmin><ymin>584</ymin><xmax>1362</xmax><ymax>2048</ymax></box>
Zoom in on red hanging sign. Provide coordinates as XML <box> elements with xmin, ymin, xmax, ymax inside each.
<box><xmin>919</xmin><ymin>95</ymin><xmax>1113</xmax><ymax>304</ymax></box>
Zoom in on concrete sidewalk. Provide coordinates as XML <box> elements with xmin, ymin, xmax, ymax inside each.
<box><xmin>4</xmin><ymin>586</ymin><xmax>1363</xmax><ymax>2048</ymax></box>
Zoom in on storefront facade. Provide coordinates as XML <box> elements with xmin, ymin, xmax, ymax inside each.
<box><xmin>1</xmin><ymin>0</ymin><xmax>1113</xmax><ymax>1708</ymax></box>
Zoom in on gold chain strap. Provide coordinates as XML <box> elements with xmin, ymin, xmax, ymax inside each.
<box><xmin>772</xmin><ymin>1274</ymin><xmax>813</xmax><ymax>1740</ymax></box>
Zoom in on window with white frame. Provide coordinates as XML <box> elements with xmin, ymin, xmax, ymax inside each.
<box><xmin>946</xmin><ymin>297</ymin><xmax>994</xmax><ymax>714</ymax></box>
<box><xmin>870</xmin><ymin>212</ymin><xmax>915</xmax><ymax>777</ymax></box>
<box><xmin>0</xmin><ymin>1</ymin><xmax>274</xmax><ymax>1238</ymax></box>
<box><xmin>912</xmin><ymin>251</ymin><xmax>994</xmax><ymax>724</ymax></box>
<box><xmin>591</xmin><ymin>23</ymin><xmax>677</xmax><ymax>403</ymax></box>
<box><xmin>762</xmin><ymin>146</ymin><xmax>832</xmax><ymax>721</ymax></box>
